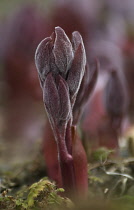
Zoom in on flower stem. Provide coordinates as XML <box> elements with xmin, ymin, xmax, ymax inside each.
<box><xmin>65</xmin><ymin>119</ymin><xmax>72</xmax><ymax>155</ymax></box>
<box><xmin>55</xmin><ymin>127</ymin><xmax>76</xmax><ymax>194</ymax></box>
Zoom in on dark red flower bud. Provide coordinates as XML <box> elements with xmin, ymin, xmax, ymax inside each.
<box><xmin>35</xmin><ymin>27</ymin><xmax>86</xmax><ymax>100</ymax></box>
<box><xmin>104</xmin><ymin>69</ymin><xmax>128</xmax><ymax>120</ymax></box>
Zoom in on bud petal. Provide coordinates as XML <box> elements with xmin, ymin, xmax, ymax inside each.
<box><xmin>43</xmin><ymin>73</ymin><xmax>71</xmax><ymax>128</ymax></box>
<box><xmin>72</xmin><ymin>31</ymin><xmax>86</xmax><ymax>67</ymax></box>
<box><xmin>83</xmin><ymin>59</ymin><xmax>99</xmax><ymax>102</ymax></box>
<box><xmin>53</xmin><ymin>26</ymin><xmax>74</xmax><ymax>77</ymax></box>
<box><xmin>72</xmin><ymin>60</ymin><xmax>98</xmax><ymax>125</ymax></box>
<box><xmin>43</xmin><ymin>73</ymin><xmax>60</xmax><ymax>125</ymax></box>
<box><xmin>35</xmin><ymin>36</ymin><xmax>58</xmax><ymax>82</ymax></box>
<box><xmin>67</xmin><ymin>43</ymin><xmax>86</xmax><ymax>99</ymax></box>
<box><xmin>58</xmin><ymin>75</ymin><xmax>72</xmax><ymax>123</ymax></box>
<box><xmin>35</xmin><ymin>37</ymin><xmax>52</xmax><ymax>80</ymax></box>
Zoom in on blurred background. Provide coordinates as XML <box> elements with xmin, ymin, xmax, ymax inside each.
<box><xmin>0</xmin><ymin>0</ymin><xmax>134</xmax><ymax>166</ymax></box>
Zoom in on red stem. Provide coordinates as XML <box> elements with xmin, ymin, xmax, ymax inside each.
<box><xmin>65</xmin><ymin>119</ymin><xmax>72</xmax><ymax>155</ymax></box>
<box><xmin>55</xmin><ymin>126</ymin><xmax>76</xmax><ymax>194</ymax></box>
<box><xmin>72</xmin><ymin>126</ymin><xmax>88</xmax><ymax>197</ymax></box>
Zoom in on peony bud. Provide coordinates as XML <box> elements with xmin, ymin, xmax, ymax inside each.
<box><xmin>104</xmin><ymin>69</ymin><xmax>127</xmax><ymax>119</ymax></box>
<box><xmin>35</xmin><ymin>26</ymin><xmax>86</xmax><ymax>102</ymax></box>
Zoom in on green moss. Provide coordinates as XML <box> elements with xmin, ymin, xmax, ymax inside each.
<box><xmin>0</xmin><ymin>178</ymin><xmax>72</xmax><ymax>210</ymax></box>
<box><xmin>92</xmin><ymin>147</ymin><xmax>114</xmax><ymax>162</ymax></box>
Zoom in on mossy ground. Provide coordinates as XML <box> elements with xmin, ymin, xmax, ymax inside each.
<box><xmin>1</xmin><ymin>137</ymin><xmax>134</xmax><ymax>210</ymax></box>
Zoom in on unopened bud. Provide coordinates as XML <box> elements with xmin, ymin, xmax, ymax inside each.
<box><xmin>104</xmin><ymin>69</ymin><xmax>128</xmax><ymax>119</ymax></box>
